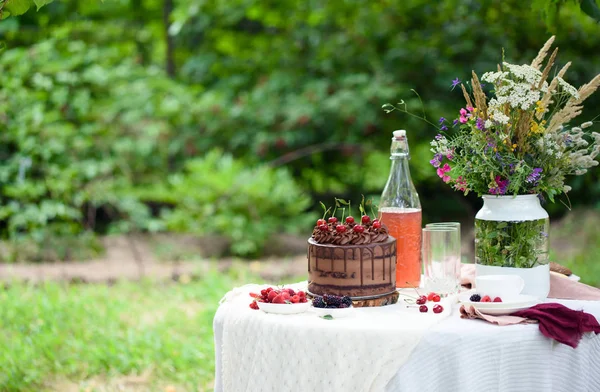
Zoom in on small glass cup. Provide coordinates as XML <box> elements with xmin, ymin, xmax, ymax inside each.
<box><xmin>422</xmin><ymin>226</ymin><xmax>461</xmax><ymax>296</ymax></box>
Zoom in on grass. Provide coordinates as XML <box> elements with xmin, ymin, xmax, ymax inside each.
<box><xmin>550</xmin><ymin>208</ymin><xmax>600</xmax><ymax>287</ymax></box>
<box><xmin>0</xmin><ymin>265</ymin><xmax>301</xmax><ymax>392</ymax></box>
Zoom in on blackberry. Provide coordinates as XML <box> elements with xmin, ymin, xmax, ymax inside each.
<box><xmin>342</xmin><ymin>296</ymin><xmax>352</xmax><ymax>307</ymax></box>
<box><xmin>339</xmin><ymin>303</ymin><xmax>349</xmax><ymax>308</ymax></box>
<box><xmin>313</xmin><ymin>297</ymin><xmax>326</xmax><ymax>308</ymax></box>
<box><xmin>324</xmin><ymin>295</ymin><xmax>343</xmax><ymax>308</ymax></box>
<box><xmin>469</xmin><ymin>294</ymin><xmax>481</xmax><ymax>302</ymax></box>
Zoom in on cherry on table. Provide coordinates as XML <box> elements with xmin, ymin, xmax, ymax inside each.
<box><xmin>433</xmin><ymin>304</ymin><xmax>444</xmax><ymax>314</ymax></box>
<box><xmin>416</xmin><ymin>295</ymin><xmax>427</xmax><ymax>305</ymax></box>
<box><xmin>432</xmin><ymin>294</ymin><xmax>441</xmax><ymax>303</ymax></box>
<box><xmin>419</xmin><ymin>305</ymin><xmax>428</xmax><ymax>313</ymax></box>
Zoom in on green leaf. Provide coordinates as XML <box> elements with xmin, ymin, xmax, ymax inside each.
<box><xmin>321</xmin><ymin>315</ymin><xmax>333</xmax><ymax>320</ymax></box>
<box><xmin>580</xmin><ymin>0</ymin><xmax>600</xmax><ymax>22</ymax></box>
<box><xmin>33</xmin><ymin>0</ymin><xmax>53</xmax><ymax>10</ymax></box>
<box><xmin>4</xmin><ymin>0</ymin><xmax>33</xmax><ymax>16</ymax></box>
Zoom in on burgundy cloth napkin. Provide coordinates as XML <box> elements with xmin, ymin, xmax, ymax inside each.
<box><xmin>513</xmin><ymin>303</ymin><xmax>600</xmax><ymax>348</ymax></box>
<box><xmin>460</xmin><ymin>263</ymin><xmax>600</xmax><ymax>300</ymax></box>
<box><xmin>460</xmin><ymin>303</ymin><xmax>600</xmax><ymax>348</ymax></box>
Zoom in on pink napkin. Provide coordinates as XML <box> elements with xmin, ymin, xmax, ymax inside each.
<box><xmin>460</xmin><ymin>303</ymin><xmax>600</xmax><ymax>348</ymax></box>
<box><xmin>460</xmin><ymin>263</ymin><xmax>600</xmax><ymax>300</ymax></box>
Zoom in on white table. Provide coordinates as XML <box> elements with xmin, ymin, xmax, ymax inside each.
<box><xmin>213</xmin><ymin>285</ymin><xmax>600</xmax><ymax>392</ymax></box>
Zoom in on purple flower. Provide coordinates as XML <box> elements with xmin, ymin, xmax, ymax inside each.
<box><xmin>453</xmin><ymin>119</ymin><xmax>459</xmax><ymax>126</ymax></box>
<box><xmin>429</xmin><ymin>153</ymin><xmax>443</xmax><ymax>168</ymax></box>
<box><xmin>451</xmin><ymin>78</ymin><xmax>461</xmax><ymax>90</ymax></box>
<box><xmin>489</xmin><ymin>176</ymin><xmax>509</xmax><ymax>195</ymax></box>
<box><xmin>526</xmin><ymin>168</ymin><xmax>543</xmax><ymax>184</ymax></box>
<box><xmin>476</xmin><ymin>118</ymin><xmax>485</xmax><ymax>131</ymax></box>
<box><xmin>440</xmin><ymin>124</ymin><xmax>448</xmax><ymax>131</ymax></box>
<box><xmin>435</xmin><ymin>134</ymin><xmax>443</xmax><ymax>141</ymax></box>
<box><xmin>439</xmin><ymin>117</ymin><xmax>446</xmax><ymax>125</ymax></box>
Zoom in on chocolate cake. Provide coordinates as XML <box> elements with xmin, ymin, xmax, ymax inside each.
<box><xmin>307</xmin><ymin>217</ymin><xmax>397</xmax><ymax>299</ymax></box>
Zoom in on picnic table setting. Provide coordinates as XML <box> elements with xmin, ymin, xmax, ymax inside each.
<box><xmin>213</xmin><ymin>37</ymin><xmax>600</xmax><ymax>392</ymax></box>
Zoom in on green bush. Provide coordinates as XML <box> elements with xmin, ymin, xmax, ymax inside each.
<box><xmin>0</xmin><ymin>35</ymin><xmax>201</xmax><ymax>258</ymax></box>
<box><xmin>159</xmin><ymin>150</ymin><xmax>314</xmax><ymax>257</ymax></box>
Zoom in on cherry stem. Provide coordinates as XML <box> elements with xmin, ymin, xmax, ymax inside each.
<box><xmin>405</xmin><ymin>281</ymin><xmax>423</xmax><ymax>297</ymax></box>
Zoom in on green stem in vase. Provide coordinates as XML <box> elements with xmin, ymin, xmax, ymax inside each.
<box><xmin>475</xmin><ymin>218</ymin><xmax>549</xmax><ymax>268</ymax></box>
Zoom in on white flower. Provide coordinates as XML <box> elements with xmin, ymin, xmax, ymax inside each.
<box><xmin>503</xmin><ymin>63</ymin><xmax>545</xmax><ymax>85</ymax></box>
<box><xmin>484</xmin><ymin>119</ymin><xmax>493</xmax><ymax>129</ymax></box>
<box><xmin>481</xmin><ymin>71</ymin><xmax>508</xmax><ymax>84</ymax></box>
<box><xmin>563</xmin><ymin>185</ymin><xmax>572</xmax><ymax>193</ymax></box>
<box><xmin>581</xmin><ymin>121</ymin><xmax>594</xmax><ymax>129</ymax></box>
<box><xmin>556</xmin><ymin>77</ymin><xmax>579</xmax><ymax>99</ymax></box>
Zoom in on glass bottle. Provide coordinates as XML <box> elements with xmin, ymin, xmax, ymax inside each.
<box><xmin>379</xmin><ymin>130</ymin><xmax>422</xmax><ymax>288</ymax></box>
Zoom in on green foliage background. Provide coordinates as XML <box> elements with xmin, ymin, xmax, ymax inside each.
<box><xmin>1</xmin><ymin>0</ymin><xmax>600</xmax><ymax>258</ymax></box>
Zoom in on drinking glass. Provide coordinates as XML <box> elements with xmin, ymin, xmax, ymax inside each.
<box><xmin>422</xmin><ymin>226</ymin><xmax>461</xmax><ymax>296</ymax></box>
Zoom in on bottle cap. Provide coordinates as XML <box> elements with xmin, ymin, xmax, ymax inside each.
<box><xmin>393</xmin><ymin>130</ymin><xmax>406</xmax><ymax>139</ymax></box>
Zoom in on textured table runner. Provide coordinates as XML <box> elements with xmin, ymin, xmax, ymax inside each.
<box><xmin>217</xmin><ymin>282</ymin><xmax>450</xmax><ymax>392</ymax></box>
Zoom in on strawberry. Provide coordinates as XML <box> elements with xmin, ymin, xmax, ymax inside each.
<box><xmin>268</xmin><ymin>290</ymin><xmax>279</xmax><ymax>302</ymax></box>
<box><xmin>290</xmin><ymin>295</ymin><xmax>300</xmax><ymax>303</ymax></box>
<box><xmin>297</xmin><ymin>291</ymin><xmax>306</xmax><ymax>297</ymax></box>
<box><xmin>281</xmin><ymin>291</ymin><xmax>291</xmax><ymax>300</ymax></box>
<box><xmin>272</xmin><ymin>294</ymin><xmax>286</xmax><ymax>304</ymax></box>
<box><xmin>481</xmin><ymin>295</ymin><xmax>492</xmax><ymax>303</ymax></box>
<box><xmin>249</xmin><ymin>301</ymin><xmax>259</xmax><ymax>310</ymax></box>
<box><xmin>300</xmin><ymin>297</ymin><xmax>307</xmax><ymax>303</ymax></box>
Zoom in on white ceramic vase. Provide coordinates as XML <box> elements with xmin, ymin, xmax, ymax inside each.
<box><xmin>474</xmin><ymin>195</ymin><xmax>550</xmax><ymax>299</ymax></box>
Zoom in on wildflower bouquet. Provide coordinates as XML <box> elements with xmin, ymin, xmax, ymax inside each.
<box><xmin>430</xmin><ymin>37</ymin><xmax>600</xmax><ymax>201</ymax></box>
<box><xmin>384</xmin><ymin>36</ymin><xmax>600</xmax><ymax>269</ymax></box>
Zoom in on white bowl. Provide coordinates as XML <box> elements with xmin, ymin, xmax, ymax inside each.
<box><xmin>312</xmin><ymin>306</ymin><xmax>354</xmax><ymax>318</ymax></box>
<box><xmin>257</xmin><ymin>301</ymin><xmax>311</xmax><ymax>315</ymax></box>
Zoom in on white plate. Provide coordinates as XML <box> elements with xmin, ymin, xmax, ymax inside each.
<box><xmin>312</xmin><ymin>306</ymin><xmax>354</xmax><ymax>318</ymax></box>
<box><xmin>257</xmin><ymin>301</ymin><xmax>311</xmax><ymax>315</ymax></box>
<box><xmin>459</xmin><ymin>291</ymin><xmax>540</xmax><ymax>315</ymax></box>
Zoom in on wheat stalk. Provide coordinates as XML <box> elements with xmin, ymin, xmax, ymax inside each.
<box><xmin>538</xmin><ymin>47</ymin><xmax>558</xmax><ymax>89</ymax></box>
<box><xmin>515</xmin><ymin>110</ymin><xmax>533</xmax><ymax>148</ymax></box>
<box><xmin>531</xmin><ymin>36</ymin><xmax>556</xmax><ymax>70</ymax></box>
<box><xmin>471</xmin><ymin>71</ymin><xmax>488</xmax><ymax>119</ymax></box>
<box><xmin>547</xmin><ymin>74</ymin><xmax>600</xmax><ymax>133</ymax></box>
<box><xmin>537</xmin><ymin>61</ymin><xmax>571</xmax><ymax>119</ymax></box>
<box><xmin>461</xmin><ymin>84</ymin><xmax>474</xmax><ymax>108</ymax></box>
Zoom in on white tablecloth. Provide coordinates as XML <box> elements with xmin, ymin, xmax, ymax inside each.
<box><xmin>213</xmin><ymin>284</ymin><xmax>600</xmax><ymax>392</ymax></box>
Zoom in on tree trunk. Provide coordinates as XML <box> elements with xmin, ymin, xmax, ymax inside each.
<box><xmin>163</xmin><ymin>0</ymin><xmax>176</xmax><ymax>77</ymax></box>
